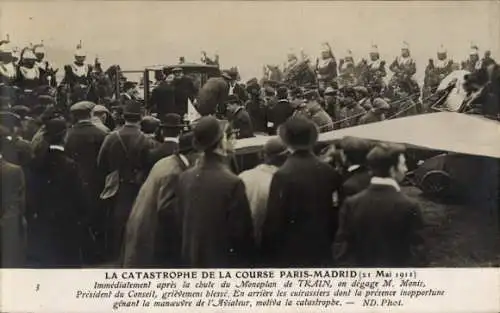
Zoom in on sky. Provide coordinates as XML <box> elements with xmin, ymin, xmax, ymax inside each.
<box><xmin>1</xmin><ymin>1</ymin><xmax>499</xmax><ymax>82</ymax></box>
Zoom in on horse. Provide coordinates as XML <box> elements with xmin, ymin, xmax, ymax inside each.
<box><xmin>283</xmin><ymin>59</ymin><xmax>317</xmax><ymax>88</ymax></box>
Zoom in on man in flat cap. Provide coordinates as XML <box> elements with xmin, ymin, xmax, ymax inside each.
<box><xmin>176</xmin><ymin>116</ymin><xmax>255</xmax><ymax>267</ymax></box>
<box><xmin>97</xmin><ymin>100</ymin><xmax>150</xmax><ymax>263</ymax></box>
<box><xmin>65</xmin><ymin>101</ymin><xmax>108</xmax><ymax>264</ymax></box>
<box><xmin>261</xmin><ymin>116</ymin><xmax>342</xmax><ymax>267</ymax></box>
<box><xmin>140</xmin><ymin>116</ymin><xmax>161</xmax><ymax>149</ymax></box>
<box><xmin>123</xmin><ymin>131</ymin><xmax>196</xmax><ymax>267</ymax></box>
<box><xmin>91</xmin><ymin>104</ymin><xmax>111</xmax><ymax>133</ymax></box>
<box><xmin>336</xmin><ymin>142</ymin><xmax>426</xmax><ymax>267</ymax></box>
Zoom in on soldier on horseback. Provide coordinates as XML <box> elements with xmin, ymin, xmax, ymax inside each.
<box><xmin>338</xmin><ymin>50</ymin><xmax>357</xmax><ymax>87</ymax></box>
<box><xmin>461</xmin><ymin>44</ymin><xmax>481</xmax><ymax>73</ymax></box>
<box><xmin>15</xmin><ymin>48</ymin><xmax>43</xmax><ymax>105</ymax></box>
<box><xmin>388</xmin><ymin>42</ymin><xmax>419</xmax><ymax>99</ymax></box>
<box><xmin>424</xmin><ymin>45</ymin><xmax>455</xmax><ymax>96</ymax></box>
<box><xmin>315</xmin><ymin>43</ymin><xmax>337</xmax><ymax>90</ymax></box>
<box><xmin>33</xmin><ymin>42</ymin><xmax>58</xmax><ymax>87</ymax></box>
<box><xmin>359</xmin><ymin>45</ymin><xmax>387</xmax><ymax>88</ymax></box>
<box><xmin>0</xmin><ymin>36</ymin><xmax>17</xmax><ymax>87</ymax></box>
<box><xmin>60</xmin><ymin>42</ymin><xmax>93</xmax><ymax>104</ymax></box>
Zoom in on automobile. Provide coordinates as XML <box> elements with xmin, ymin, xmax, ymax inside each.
<box><xmin>117</xmin><ymin>63</ymin><xmax>221</xmax><ymax>108</ymax></box>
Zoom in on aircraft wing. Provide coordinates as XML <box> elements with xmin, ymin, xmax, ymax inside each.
<box><xmin>235</xmin><ymin>112</ymin><xmax>500</xmax><ymax>158</ymax></box>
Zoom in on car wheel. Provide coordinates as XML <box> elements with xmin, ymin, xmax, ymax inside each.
<box><xmin>420</xmin><ymin>170</ymin><xmax>451</xmax><ymax>197</ymax></box>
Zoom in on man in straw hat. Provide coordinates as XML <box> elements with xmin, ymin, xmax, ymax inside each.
<box><xmin>176</xmin><ymin>116</ymin><xmax>255</xmax><ymax>267</ymax></box>
<box><xmin>261</xmin><ymin>116</ymin><xmax>342</xmax><ymax>267</ymax></box>
<box><xmin>97</xmin><ymin>100</ymin><xmax>150</xmax><ymax>262</ymax></box>
<box><xmin>123</xmin><ymin>130</ymin><xmax>196</xmax><ymax>267</ymax></box>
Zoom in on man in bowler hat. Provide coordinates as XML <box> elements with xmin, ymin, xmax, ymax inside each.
<box><xmin>261</xmin><ymin>116</ymin><xmax>342</xmax><ymax>267</ymax></box>
<box><xmin>176</xmin><ymin>116</ymin><xmax>255</xmax><ymax>267</ymax></box>
<box><xmin>148</xmin><ymin>113</ymin><xmax>185</xmax><ymax>168</ymax></box>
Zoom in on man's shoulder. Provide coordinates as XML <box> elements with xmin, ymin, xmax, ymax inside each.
<box><xmin>151</xmin><ymin>155</ymin><xmax>183</xmax><ymax>176</ymax></box>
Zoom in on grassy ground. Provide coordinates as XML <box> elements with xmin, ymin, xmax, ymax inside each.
<box><xmin>404</xmin><ymin>186</ymin><xmax>500</xmax><ymax>267</ymax></box>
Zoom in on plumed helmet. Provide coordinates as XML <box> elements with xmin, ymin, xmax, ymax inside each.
<box><xmin>370</xmin><ymin>44</ymin><xmax>379</xmax><ymax>54</ymax></box>
<box><xmin>470</xmin><ymin>44</ymin><xmax>479</xmax><ymax>55</ymax></box>
<box><xmin>34</xmin><ymin>45</ymin><xmax>45</xmax><ymax>54</ymax></box>
<box><xmin>437</xmin><ymin>45</ymin><xmax>447</xmax><ymax>54</ymax></box>
<box><xmin>23</xmin><ymin>49</ymin><xmax>36</xmax><ymax>60</ymax></box>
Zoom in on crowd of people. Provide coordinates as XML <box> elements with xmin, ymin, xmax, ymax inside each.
<box><xmin>0</xmin><ymin>38</ymin><xmax>499</xmax><ymax>268</ymax></box>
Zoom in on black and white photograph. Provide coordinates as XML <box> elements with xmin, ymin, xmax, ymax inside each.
<box><xmin>1</xmin><ymin>1</ymin><xmax>499</xmax><ymax>272</ymax></box>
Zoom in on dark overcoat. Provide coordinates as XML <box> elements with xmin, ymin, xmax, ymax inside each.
<box><xmin>0</xmin><ymin>159</ymin><xmax>27</xmax><ymax>268</ymax></box>
<box><xmin>245</xmin><ymin>98</ymin><xmax>268</xmax><ymax>133</ymax></box>
<box><xmin>176</xmin><ymin>153</ymin><xmax>255</xmax><ymax>268</ymax></box>
<box><xmin>173</xmin><ymin>76</ymin><xmax>197</xmax><ymax>116</ymax></box>
<box><xmin>342</xmin><ymin>166</ymin><xmax>372</xmax><ymax>199</ymax></box>
<box><xmin>26</xmin><ymin>148</ymin><xmax>88</xmax><ymax>267</ymax></box>
<box><xmin>97</xmin><ymin>124</ymin><xmax>150</xmax><ymax>260</ymax></box>
<box><xmin>149</xmin><ymin>82</ymin><xmax>176</xmax><ymax>116</ymax></box>
<box><xmin>123</xmin><ymin>154</ymin><xmax>189</xmax><ymax>267</ymax></box>
<box><xmin>65</xmin><ymin>120</ymin><xmax>108</xmax><ymax>262</ymax></box>
<box><xmin>268</xmin><ymin>99</ymin><xmax>294</xmax><ymax>134</ymax></box>
<box><xmin>261</xmin><ymin>151</ymin><xmax>342</xmax><ymax>267</ymax></box>
<box><xmin>148</xmin><ymin>140</ymin><xmax>179</xmax><ymax>170</ymax></box>
<box><xmin>336</xmin><ymin>184</ymin><xmax>425</xmax><ymax>267</ymax></box>
<box><xmin>196</xmin><ymin>77</ymin><xmax>229</xmax><ymax>116</ymax></box>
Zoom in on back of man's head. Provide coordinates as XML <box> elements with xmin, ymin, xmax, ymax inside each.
<box><xmin>366</xmin><ymin>142</ymin><xmax>406</xmax><ymax>178</ymax></box>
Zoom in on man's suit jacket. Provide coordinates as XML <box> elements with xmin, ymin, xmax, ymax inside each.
<box><xmin>123</xmin><ymin>154</ymin><xmax>189</xmax><ymax>267</ymax></box>
<box><xmin>148</xmin><ymin>140</ymin><xmax>179</xmax><ymax>170</ymax></box>
<box><xmin>341</xmin><ymin>166</ymin><xmax>372</xmax><ymax>202</ymax></box>
<box><xmin>261</xmin><ymin>151</ymin><xmax>342</xmax><ymax>267</ymax></box>
<box><xmin>65</xmin><ymin>120</ymin><xmax>107</xmax><ymax>201</ymax></box>
<box><xmin>149</xmin><ymin>82</ymin><xmax>176</xmax><ymax>115</ymax></box>
<box><xmin>336</xmin><ymin>183</ymin><xmax>425</xmax><ymax>267</ymax></box>
<box><xmin>176</xmin><ymin>153</ymin><xmax>255</xmax><ymax>268</ymax></box>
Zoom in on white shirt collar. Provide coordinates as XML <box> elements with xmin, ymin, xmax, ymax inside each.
<box><xmin>164</xmin><ymin>137</ymin><xmax>179</xmax><ymax>143</ymax></box>
<box><xmin>178</xmin><ymin>154</ymin><xmax>189</xmax><ymax>167</ymax></box>
<box><xmin>371</xmin><ymin>177</ymin><xmax>400</xmax><ymax>192</ymax></box>
<box><xmin>49</xmin><ymin>145</ymin><xmax>65</xmax><ymax>152</ymax></box>
<box><xmin>347</xmin><ymin>164</ymin><xmax>361</xmax><ymax>172</ymax></box>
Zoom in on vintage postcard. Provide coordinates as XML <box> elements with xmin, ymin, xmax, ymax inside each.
<box><xmin>0</xmin><ymin>1</ymin><xmax>499</xmax><ymax>312</ymax></box>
